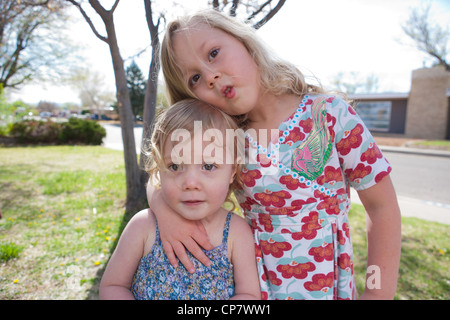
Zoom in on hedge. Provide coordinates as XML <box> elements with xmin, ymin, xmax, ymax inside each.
<box><xmin>9</xmin><ymin>118</ymin><xmax>106</xmax><ymax>145</ymax></box>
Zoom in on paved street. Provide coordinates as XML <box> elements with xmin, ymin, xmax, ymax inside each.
<box><xmin>102</xmin><ymin>123</ymin><xmax>144</xmax><ymax>154</ymax></box>
<box><xmin>385</xmin><ymin>151</ymin><xmax>450</xmax><ymax>206</ymax></box>
<box><xmin>352</xmin><ymin>148</ymin><xmax>450</xmax><ymax>225</ymax></box>
<box><xmin>102</xmin><ymin>123</ymin><xmax>450</xmax><ymax>224</ymax></box>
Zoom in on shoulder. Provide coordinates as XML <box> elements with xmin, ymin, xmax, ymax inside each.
<box><xmin>227</xmin><ymin>213</ymin><xmax>256</xmax><ymax>265</ymax></box>
<box><xmin>125</xmin><ymin>208</ymin><xmax>156</xmax><ymax>233</ymax></box>
<box><xmin>120</xmin><ymin>208</ymin><xmax>156</xmax><ymax>255</ymax></box>
<box><xmin>228</xmin><ymin>213</ymin><xmax>253</xmax><ymax>243</ymax></box>
<box><xmin>304</xmin><ymin>94</ymin><xmax>353</xmax><ymax>111</ymax></box>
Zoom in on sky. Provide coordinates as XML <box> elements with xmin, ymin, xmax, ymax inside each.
<box><xmin>7</xmin><ymin>0</ymin><xmax>450</xmax><ymax>105</ymax></box>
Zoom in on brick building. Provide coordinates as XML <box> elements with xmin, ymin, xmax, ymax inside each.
<box><xmin>350</xmin><ymin>66</ymin><xmax>450</xmax><ymax>140</ymax></box>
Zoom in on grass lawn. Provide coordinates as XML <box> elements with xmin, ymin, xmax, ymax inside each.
<box><xmin>409</xmin><ymin>140</ymin><xmax>450</xmax><ymax>151</ymax></box>
<box><xmin>1</xmin><ymin>146</ymin><xmax>449</xmax><ymax>299</ymax></box>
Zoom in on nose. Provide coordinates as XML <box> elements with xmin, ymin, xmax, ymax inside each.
<box><xmin>181</xmin><ymin>167</ymin><xmax>201</xmax><ymax>191</ymax></box>
<box><xmin>206</xmin><ymin>69</ymin><xmax>221</xmax><ymax>88</ymax></box>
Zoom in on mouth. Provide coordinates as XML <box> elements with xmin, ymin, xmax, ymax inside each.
<box><xmin>221</xmin><ymin>86</ymin><xmax>235</xmax><ymax>99</ymax></box>
<box><xmin>182</xmin><ymin>200</ymin><xmax>204</xmax><ymax>206</ymax></box>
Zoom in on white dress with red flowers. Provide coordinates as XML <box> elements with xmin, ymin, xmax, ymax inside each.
<box><xmin>235</xmin><ymin>95</ymin><xmax>392</xmax><ymax>300</ymax></box>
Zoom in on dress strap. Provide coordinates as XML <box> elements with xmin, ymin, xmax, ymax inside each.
<box><xmin>222</xmin><ymin>212</ymin><xmax>233</xmax><ymax>244</ymax></box>
<box><xmin>154</xmin><ymin>221</ymin><xmax>161</xmax><ymax>244</ymax></box>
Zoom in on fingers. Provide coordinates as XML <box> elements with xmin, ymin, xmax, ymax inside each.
<box><xmin>173</xmin><ymin>238</ymin><xmax>197</xmax><ymax>274</ymax></box>
<box><xmin>161</xmin><ymin>237</ymin><xmax>211</xmax><ymax>274</ymax></box>
<box><xmin>183</xmin><ymin>237</ymin><xmax>211</xmax><ymax>270</ymax></box>
<box><xmin>194</xmin><ymin>221</ymin><xmax>215</xmax><ymax>251</ymax></box>
<box><xmin>161</xmin><ymin>239</ymin><xmax>179</xmax><ymax>269</ymax></box>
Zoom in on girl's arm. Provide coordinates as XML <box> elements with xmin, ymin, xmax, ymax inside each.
<box><xmin>99</xmin><ymin>209</ymin><xmax>153</xmax><ymax>300</ymax></box>
<box><xmin>147</xmin><ymin>183</ymin><xmax>214</xmax><ymax>273</ymax></box>
<box><xmin>357</xmin><ymin>175</ymin><xmax>401</xmax><ymax>300</ymax></box>
<box><xmin>229</xmin><ymin>215</ymin><xmax>261</xmax><ymax>300</ymax></box>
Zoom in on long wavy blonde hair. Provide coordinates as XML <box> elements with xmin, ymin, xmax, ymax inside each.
<box><xmin>160</xmin><ymin>9</ymin><xmax>326</xmax><ymax>124</ymax></box>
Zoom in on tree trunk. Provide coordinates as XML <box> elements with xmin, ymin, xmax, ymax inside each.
<box><xmin>82</xmin><ymin>0</ymin><xmax>146</xmax><ymax>213</ymax></box>
<box><xmin>106</xmin><ymin>20</ymin><xmax>146</xmax><ymax>213</ymax></box>
<box><xmin>140</xmin><ymin>0</ymin><xmax>161</xmax><ymax>190</ymax></box>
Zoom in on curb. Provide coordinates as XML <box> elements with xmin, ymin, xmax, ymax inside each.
<box><xmin>379</xmin><ymin>145</ymin><xmax>450</xmax><ymax>158</ymax></box>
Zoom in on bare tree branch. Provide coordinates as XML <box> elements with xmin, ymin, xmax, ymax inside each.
<box><xmin>252</xmin><ymin>0</ymin><xmax>285</xmax><ymax>29</ymax></box>
<box><xmin>209</xmin><ymin>0</ymin><xmax>286</xmax><ymax>30</ymax></box>
<box><xmin>402</xmin><ymin>4</ymin><xmax>449</xmax><ymax>71</ymax></box>
<box><xmin>110</xmin><ymin>0</ymin><xmax>120</xmax><ymax>13</ymax></box>
<box><xmin>65</xmin><ymin>0</ymin><xmax>108</xmax><ymax>43</ymax></box>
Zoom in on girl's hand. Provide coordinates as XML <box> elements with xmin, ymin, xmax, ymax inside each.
<box><xmin>147</xmin><ymin>183</ymin><xmax>213</xmax><ymax>273</ymax></box>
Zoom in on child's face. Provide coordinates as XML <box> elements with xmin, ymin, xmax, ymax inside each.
<box><xmin>159</xmin><ymin>130</ymin><xmax>236</xmax><ymax>221</ymax></box>
<box><xmin>172</xmin><ymin>23</ymin><xmax>261</xmax><ymax>116</ymax></box>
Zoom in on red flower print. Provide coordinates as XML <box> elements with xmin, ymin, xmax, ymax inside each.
<box><xmin>375</xmin><ymin>166</ymin><xmax>392</xmax><ymax>183</ymax></box>
<box><xmin>336</xmin><ymin>123</ymin><xmax>364</xmax><ymax>155</ymax></box>
<box><xmin>259</xmin><ymin>214</ymin><xmax>273</xmax><ymax>232</ymax></box>
<box><xmin>280</xmin><ymin>175</ymin><xmax>307</xmax><ymax>190</ymax></box>
<box><xmin>338</xmin><ymin>253</ymin><xmax>353</xmax><ymax>273</ymax></box>
<box><xmin>345</xmin><ymin>163</ymin><xmax>372</xmax><ymax>184</ymax></box>
<box><xmin>337</xmin><ymin>230</ymin><xmax>346</xmax><ymax>246</ymax></box>
<box><xmin>304</xmin><ymin>272</ymin><xmax>334</xmax><ymax>293</ymax></box>
<box><xmin>254</xmin><ymin>190</ymin><xmax>291</xmax><ymax>207</ymax></box>
<box><xmin>360</xmin><ymin>142</ymin><xmax>383</xmax><ymax>164</ymax></box>
<box><xmin>313</xmin><ymin>189</ymin><xmax>328</xmax><ymax>200</ymax></box>
<box><xmin>255</xmin><ymin>242</ymin><xmax>262</xmax><ymax>259</ymax></box>
<box><xmin>291</xmin><ymin>197</ymin><xmax>317</xmax><ymax>208</ymax></box>
<box><xmin>348</xmin><ymin>105</ymin><xmax>357</xmax><ymax>115</ymax></box>
<box><xmin>281</xmin><ymin>126</ymin><xmax>305</xmax><ymax>144</ymax></box>
<box><xmin>277</xmin><ymin>261</ymin><xmax>316</xmax><ymax>279</ymax></box>
<box><xmin>299</xmin><ymin>118</ymin><xmax>313</xmax><ymax>133</ymax></box>
<box><xmin>241</xmin><ymin>168</ymin><xmax>262</xmax><ymax>187</ymax></box>
<box><xmin>239</xmin><ymin>197</ymin><xmax>258</xmax><ymax>212</ymax></box>
<box><xmin>290</xmin><ymin>211</ymin><xmax>322</xmax><ymax>240</ymax></box>
<box><xmin>317</xmin><ymin>196</ymin><xmax>342</xmax><ymax>215</ymax></box>
<box><xmin>317</xmin><ymin>166</ymin><xmax>343</xmax><ymax>185</ymax></box>
<box><xmin>340</xmin><ymin>222</ymin><xmax>350</xmax><ymax>244</ymax></box>
<box><xmin>250</xmin><ymin>218</ymin><xmax>263</xmax><ymax>233</ymax></box>
<box><xmin>308</xmin><ymin>243</ymin><xmax>334</xmax><ymax>262</ymax></box>
<box><xmin>256</xmin><ymin>154</ymin><xmax>272</xmax><ymax>167</ymax></box>
<box><xmin>267</xmin><ymin>206</ymin><xmax>298</xmax><ymax>216</ymax></box>
<box><xmin>260</xmin><ymin>238</ymin><xmax>292</xmax><ymax>258</ymax></box>
<box><xmin>327</xmin><ymin>113</ymin><xmax>337</xmax><ymax>130</ymax></box>
<box><xmin>262</xmin><ymin>265</ymin><xmax>283</xmax><ymax>286</ymax></box>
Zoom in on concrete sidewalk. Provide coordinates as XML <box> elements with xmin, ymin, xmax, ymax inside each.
<box><xmin>350</xmin><ymin>188</ymin><xmax>450</xmax><ymax>225</ymax></box>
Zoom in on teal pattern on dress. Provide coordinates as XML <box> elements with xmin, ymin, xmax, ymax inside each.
<box><xmin>131</xmin><ymin>212</ymin><xmax>235</xmax><ymax>300</ymax></box>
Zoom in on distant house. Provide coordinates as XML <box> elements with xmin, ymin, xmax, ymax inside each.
<box><xmin>350</xmin><ymin>66</ymin><xmax>450</xmax><ymax>140</ymax></box>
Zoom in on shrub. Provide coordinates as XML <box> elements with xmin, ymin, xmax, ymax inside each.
<box><xmin>59</xmin><ymin>118</ymin><xmax>106</xmax><ymax>145</ymax></box>
<box><xmin>10</xmin><ymin>120</ymin><xmax>60</xmax><ymax>144</ymax></box>
<box><xmin>9</xmin><ymin>118</ymin><xmax>106</xmax><ymax>145</ymax></box>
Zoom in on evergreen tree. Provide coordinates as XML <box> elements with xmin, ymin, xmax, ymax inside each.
<box><xmin>126</xmin><ymin>60</ymin><xmax>146</xmax><ymax>120</ymax></box>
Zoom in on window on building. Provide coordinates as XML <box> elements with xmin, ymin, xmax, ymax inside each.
<box><xmin>355</xmin><ymin>101</ymin><xmax>391</xmax><ymax>132</ymax></box>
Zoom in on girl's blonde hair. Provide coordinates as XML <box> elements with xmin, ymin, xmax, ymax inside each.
<box><xmin>161</xmin><ymin>9</ymin><xmax>326</xmax><ymax>115</ymax></box>
<box><xmin>145</xmin><ymin>99</ymin><xmax>243</xmax><ymax>207</ymax></box>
